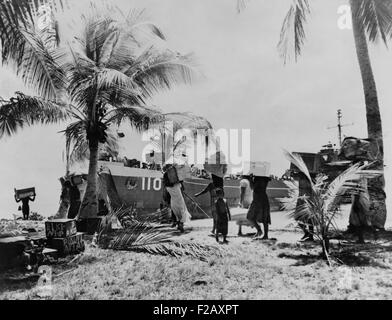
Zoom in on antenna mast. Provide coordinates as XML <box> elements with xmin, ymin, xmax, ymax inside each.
<box><xmin>327</xmin><ymin>109</ymin><xmax>354</xmax><ymax>147</ymax></box>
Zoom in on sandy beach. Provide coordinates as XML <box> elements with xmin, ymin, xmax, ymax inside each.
<box><xmin>1</xmin><ymin>206</ymin><xmax>392</xmax><ymax>300</ymax></box>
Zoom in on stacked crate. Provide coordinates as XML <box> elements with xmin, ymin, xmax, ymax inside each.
<box><xmin>45</xmin><ymin>219</ymin><xmax>85</xmax><ymax>257</ymax></box>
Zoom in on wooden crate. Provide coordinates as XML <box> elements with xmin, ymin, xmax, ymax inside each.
<box><xmin>45</xmin><ymin>219</ymin><xmax>77</xmax><ymax>239</ymax></box>
<box><xmin>242</xmin><ymin>161</ymin><xmax>271</xmax><ymax>177</ymax></box>
<box><xmin>14</xmin><ymin>187</ymin><xmax>36</xmax><ymax>200</ymax></box>
<box><xmin>46</xmin><ymin>233</ymin><xmax>85</xmax><ymax>256</ymax></box>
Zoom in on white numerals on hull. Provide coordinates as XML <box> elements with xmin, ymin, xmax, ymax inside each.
<box><xmin>141</xmin><ymin>177</ymin><xmax>162</xmax><ymax>191</ymax></box>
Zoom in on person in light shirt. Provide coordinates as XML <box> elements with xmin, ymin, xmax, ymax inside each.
<box><xmin>239</xmin><ymin>176</ymin><xmax>253</xmax><ymax>209</ymax></box>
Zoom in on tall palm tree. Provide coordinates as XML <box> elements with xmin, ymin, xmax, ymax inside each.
<box><xmin>238</xmin><ymin>0</ymin><xmax>392</xmax><ymax>228</ymax></box>
<box><xmin>0</xmin><ymin>8</ymin><xmax>197</xmax><ymax>220</ymax></box>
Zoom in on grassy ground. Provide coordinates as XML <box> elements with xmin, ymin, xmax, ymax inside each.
<box><xmin>1</xmin><ymin>208</ymin><xmax>392</xmax><ymax>300</ymax></box>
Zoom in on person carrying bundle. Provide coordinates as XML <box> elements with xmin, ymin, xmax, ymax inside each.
<box><xmin>246</xmin><ymin>175</ymin><xmax>271</xmax><ymax>239</ymax></box>
<box><xmin>15</xmin><ymin>188</ymin><xmax>36</xmax><ymax>221</ymax></box>
<box><xmin>194</xmin><ymin>174</ymin><xmax>224</xmax><ymax>235</ymax></box>
<box><xmin>163</xmin><ymin>164</ymin><xmax>191</xmax><ymax>233</ymax></box>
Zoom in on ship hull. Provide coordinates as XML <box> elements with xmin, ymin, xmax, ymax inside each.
<box><xmin>97</xmin><ymin>162</ymin><xmax>289</xmax><ymax>219</ymax></box>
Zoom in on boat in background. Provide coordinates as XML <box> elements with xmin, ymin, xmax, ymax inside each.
<box><xmin>82</xmin><ymin>161</ymin><xmax>290</xmax><ymax>219</ymax></box>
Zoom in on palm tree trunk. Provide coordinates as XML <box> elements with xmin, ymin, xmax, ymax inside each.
<box><xmin>78</xmin><ymin>139</ymin><xmax>99</xmax><ymax>219</ymax></box>
<box><xmin>350</xmin><ymin>0</ymin><xmax>386</xmax><ymax>229</ymax></box>
<box><xmin>98</xmin><ymin>171</ymin><xmax>124</xmax><ymax>211</ymax></box>
<box><xmin>55</xmin><ymin>177</ymin><xmax>69</xmax><ymax>219</ymax></box>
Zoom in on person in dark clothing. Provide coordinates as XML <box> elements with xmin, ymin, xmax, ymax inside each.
<box><xmin>247</xmin><ymin>176</ymin><xmax>271</xmax><ymax>239</ymax></box>
<box><xmin>195</xmin><ymin>174</ymin><xmax>224</xmax><ymax>234</ymax></box>
<box><xmin>16</xmin><ymin>195</ymin><xmax>35</xmax><ymax>220</ymax></box>
<box><xmin>295</xmin><ymin>172</ymin><xmax>315</xmax><ymax>242</ymax></box>
<box><xmin>215</xmin><ymin>188</ymin><xmax>231</xmax><ymax>244</ymax></box>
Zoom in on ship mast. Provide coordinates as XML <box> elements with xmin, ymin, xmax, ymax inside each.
<box><xmin>327</xmin><ymin>109</ymin><xmax>354</xmax><ymax>147</ymax></box>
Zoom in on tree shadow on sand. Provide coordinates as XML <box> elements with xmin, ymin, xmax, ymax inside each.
<box><xmin>268</xmin><ymin>236</ymin><xmax>392</xmax><ymax>268</ymax></box>
<box><xmin>0</xmin><ymin>271</ymin><xmax>40</xmax><ymax>294</ymax></box>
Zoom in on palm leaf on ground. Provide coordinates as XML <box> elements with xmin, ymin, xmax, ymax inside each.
<box><xmin>97</xmin><ymin>208</ymin><xmax>222</xmax><ymax>262</ymax></box>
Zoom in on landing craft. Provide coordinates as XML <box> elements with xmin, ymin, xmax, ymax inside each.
<box><xmin>66</xmin><ymin>160</ymin><xmax>291</xmax><ymax>219</ymax></box>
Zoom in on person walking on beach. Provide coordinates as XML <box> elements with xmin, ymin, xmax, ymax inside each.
<box><xmin>294</xmin><ymin>172</ymin><xmax>315</xmax><ymax>242</ymax></box>
<box><xmin>247</xmin><ymin>175</ymin><xmax>271</xmax><ymax>239</ymax></box>
<box><xmin>165</xmin><ymin>183</ymin><xmax>191</xmax><ymax>233</ymax></box>
<box><xmin>215</xmin><ymin>188</ymin><xmax>231</xmax><ymax>244</ymax></box>
<box><xmin>15</xmin><ymin>194</ymin><xmax>36</xmax><ymax>220</ymax></box>
<box><xmin>163</xmin><ymin>164</ymin><xmax>191</xmax><ymax>233</ymax></box>
<box><xmin>348</xmin><ymin>176</ymin><xmax>372</xmax><ymax>243</ymax></box>
<box><xmin>195</xmin><ymin>174</ymin><xmax>224</xmax><ymax>235</ymax></box>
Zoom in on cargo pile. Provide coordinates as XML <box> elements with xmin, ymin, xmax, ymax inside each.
<box><xmin>45</xmin><ymin>219</ymin><xmax>85</xmax><ymax>257</ymax></box>
<box><xmin>0</xmin><ymin>219</ymin><xmax>85</xmax><ymax>272</ymax></box>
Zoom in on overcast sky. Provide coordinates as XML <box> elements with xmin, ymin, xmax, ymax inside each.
<box><xmin>1</xmin><ymin>0</ymin><xmax>392</xmax><ymax>219</ymax></box>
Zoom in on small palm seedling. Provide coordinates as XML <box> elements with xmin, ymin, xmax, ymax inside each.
<box><xmin>280</xmin><ymin>151</ymin><xmax>381</xmax><ymax>264</ymax></box>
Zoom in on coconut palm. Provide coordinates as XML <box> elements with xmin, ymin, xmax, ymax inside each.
<box><xmin>281</xmin><ymin>150</ymin><xmax>381</xmax><ymax>263</ymax></box>
<box><xmin>0</xmin><ymin>8</ymin><xmax>197</xmax><ymax>220</ymax></box>
<box><xmin>238</xmin><ymin>0</ymin><xmax>392</xmax><ymax>228</ymax></box>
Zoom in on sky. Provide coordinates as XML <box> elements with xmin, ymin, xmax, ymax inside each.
<box><xmin>1</xmin><ymin>0</ymin><xmax>392</xmax><ymax>220</ymax></box>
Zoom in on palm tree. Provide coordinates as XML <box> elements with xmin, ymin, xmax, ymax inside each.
<box><xmin>238</xmin><ymin>0</ymin><xmax>392</xmax><ymax>228</ymax></box>
<box><xmin>0</xmin><ymin>7</ymin><xmax>197</xmax><ymax>220</ymax></box>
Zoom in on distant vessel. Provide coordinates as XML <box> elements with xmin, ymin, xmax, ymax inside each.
<box><xmin>93</xmin><ymin>161</ymin><xmax>290</xmax><ymax>219</ymax></box>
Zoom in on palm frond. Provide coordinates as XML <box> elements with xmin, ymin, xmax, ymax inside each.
<box><xmin>104</xmin><ymin>105</ymin><xmax>163</xmax><ymax>132</ymax></box>
<box><xmin>97</xmin><ymin>208</ymin><xmax>222</xmax><ymax>262</ymax></box>
<box><xmin>0</xmin><ymin>0</ymin><xmax>66</xmax><ymax>99</ymax></box>
<box><xmin>163</xmin><ymin>112</ymin><xmax>213</xmax><ymax>131</ymax></box>
<box><xmin>125</xmin><ymin>47</ymin><xmax>198</xmax><ymax>99</ymax></box>
<box><xmin>120</xmin><ymin>8</ymin><xmax>166</xmax><ymax>41</ymax></box>
<box><xmin>278</xmin><ymin>180</ymin><xmax>299</xmax><ymax>212</ymax></box>
<box><xmin>288</xmin><ymin>197</ymin><xmax>312</xmax><ymax>221</ymax></box>
<box><xmin>278</xmin><ymin>0</ymin><xmax>310</xmax><ymax>64</ymax></box>
<box><xmin>323</xmin><ymin>162</ymin><xmax>381</xmax><ymax>212</ymax></box>
<box><xmin>63</xmin><ymin>119</ymin><xmax>120</xmax><ymax>165</ymax></box>
<box><xmin>353</xmin><ymin>0</ymin><xmax>392</xmax><ymax>44</ymax></box>
<box><xmin>0</xmin><ymin>92</ymin><xmax>70</xmax><ymax>138</ymax></box>
<box><xmin>283</xmin><ymin>149</ymin><xmax>312</xmax><ymax>182</ymax></box>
